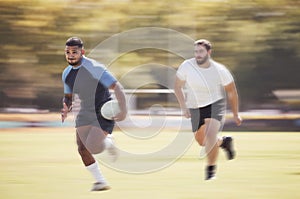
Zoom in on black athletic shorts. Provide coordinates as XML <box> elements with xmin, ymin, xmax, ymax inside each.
<box><xmin>75</xmin><ymin>101</ymin><xmax>115</xmax><ymax>134</ymax></box>
<box><xmin>189</xmin><ymin>99</ymin><xmax>225</xmax><ymax>132</ymax></box>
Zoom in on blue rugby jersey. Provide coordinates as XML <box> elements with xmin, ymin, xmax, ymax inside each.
<box><xmin>62</xmin><ymin>56</ymin><xmax>117</xmax><ymax>123</ymax></box>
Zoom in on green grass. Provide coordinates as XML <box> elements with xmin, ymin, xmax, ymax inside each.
<box><xmin>0</xmin><ymin>128</ymin><xmax>300</xmax><ymax>199</ymax></box>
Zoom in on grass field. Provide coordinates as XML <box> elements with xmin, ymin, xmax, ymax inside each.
<box><xmin>0</xmin><ymin>127</ymin><xmax>299</xmax><ymax>199</ymax></box>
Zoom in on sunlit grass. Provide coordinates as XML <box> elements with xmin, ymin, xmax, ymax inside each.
<box><xmin>0</xmin><ymin>127</ymin><xmax>299</xmax><ymax>199</ymax></box>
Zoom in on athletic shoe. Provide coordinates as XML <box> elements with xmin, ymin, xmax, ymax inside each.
<box><xmin>105</xmin><ymin>134</ymin><xmax>119</xmax><ymax>162</ymax></box>
<box><xmin>91</xmin><ymin>182</ymin><xmax>110</xmax><ymax>191</ymax></box>
<box><xmin>220</xmin><ymin>136</ymin><xmax>235</xmax><ymax>160</ymax></box>
<box><xmin>205</xmin><ymin>165</ymin><xmax>216</xmax><ymax>180</ymax></box>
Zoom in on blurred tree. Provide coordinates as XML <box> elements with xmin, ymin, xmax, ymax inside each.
<box><xmin>0</xmin><ymin>0</ymin><xmax>299</xmax><ymax>110</ymax></box>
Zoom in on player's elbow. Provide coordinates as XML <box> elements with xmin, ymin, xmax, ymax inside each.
<box><xmin>110</xmin><ymin>81</ymin><xmax>124</xmax><ymax>91</ymax></box>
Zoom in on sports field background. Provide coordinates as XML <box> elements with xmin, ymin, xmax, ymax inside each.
<box><xmin>0</xmin><ymin>117</ymin><xmax>299</xmax><ymax>199</ymax></box>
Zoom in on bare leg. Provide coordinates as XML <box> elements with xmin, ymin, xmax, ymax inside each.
<box><xmin>204</xmin><ymin>118</ymin><xmax>221</xmax><ymax>165</ymax></box>
<box><xmin>194</xmin><ymin>120</ymin><xmax>221</xmax><ymax>164</ymax></box>
<box><xmin>77</xmin><ymin>125</ymin><xmax>107</xmax><ymax>155</ymax></box>
<box><xmin>85</xmin><ymin>126</ymin><xmax>107</xmax><ymax>154</ymax></box>
<box><xmin>76</xmin><ymin>127</ymin><xmax>108</xmax><ymax>188</ymax></box>
<box><xmin>194</xmin><ymin>124</ymin><xmax>206</xmax><ymax>146</ymax></box>
<box><xmin>76</xmin><ymin>130</ymin><xmax>95</xmax><ymax>166</ymax></box>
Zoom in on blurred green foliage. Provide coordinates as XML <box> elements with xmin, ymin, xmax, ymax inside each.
<box><xmin>0</xmin><ymin>0</ymin><xmax>299</xmax><ymax>110</ymax></box>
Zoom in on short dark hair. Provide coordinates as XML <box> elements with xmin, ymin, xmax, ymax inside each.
<box><xmin>65</xmin><ymin>37</ymin><xmax>83</xmax><ymax>48</ymax></box>
<box><xmin>194</xmin><ymin>39</ymin><xmax>212</xmax><ymax>51</ymax></box>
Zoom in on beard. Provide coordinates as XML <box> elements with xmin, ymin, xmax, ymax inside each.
<box><xmin>196</xmin><ymin>54</ymin><xmax>209</xmax><ymax>65</ymax></box>
<box><xmin>67</xmin><ymin>59</ymin><xmax>81</xmax><ymax>66</ymax></box>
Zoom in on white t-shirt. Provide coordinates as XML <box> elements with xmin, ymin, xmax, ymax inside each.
<box><xmin>176</xmin><ymin>58</ymin><xmax>234</xmax><ymax>108</ymax></box>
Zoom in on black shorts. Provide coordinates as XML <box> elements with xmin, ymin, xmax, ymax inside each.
<box><xmin>189</xmin><ymin>99</ymin><xmax>225</xmax><ymax>132</ymax></box>
<box><xmin>96</xmin><ymin>107</ymin><xmax>115</xmax><ymax>134</ymax></box>
<box><xmin>75</xmin><ymin>103</ymin><xmax>115</xmax><ymax>134</ymax></box>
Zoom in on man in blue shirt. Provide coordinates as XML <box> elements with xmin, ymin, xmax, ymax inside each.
<box><xmin>61</xmin><ymin>37</ymin><xmax>127</xmax><ymax>191</ymax></box>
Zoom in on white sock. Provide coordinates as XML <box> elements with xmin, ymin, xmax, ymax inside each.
<box><xmin>86</xmin><ymin>161</ymin><xmax>106</xmax><ymax>183</ymax></box>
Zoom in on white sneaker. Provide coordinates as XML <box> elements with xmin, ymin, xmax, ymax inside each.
<box><xmin>105</xmin><ymin>134</ymin><xmax>119</xmax><ymax>162</ymax></box>
<box><xmin>91</xmin><ymin>182</ymin><xmax>110</xmax><ymax>191</ymax></box>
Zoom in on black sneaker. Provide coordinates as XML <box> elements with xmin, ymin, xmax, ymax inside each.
<box><xmin>205</xmin><ymin>165</ymin><xmax>216</xmax><ymax>180</ymax></box>
<box><xmin>220</xmin><ymin>136</ymin><xmax>235</xmax><ymax>160</ymax></box>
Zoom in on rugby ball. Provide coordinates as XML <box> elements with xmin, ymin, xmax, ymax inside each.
<box><xmin>101</xmin><ymin>100</ymin><xmax>121</xmax><ymax>120</ymax></box>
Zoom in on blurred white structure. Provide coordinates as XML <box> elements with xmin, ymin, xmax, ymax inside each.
<box><xmin>273</xmin><ymin>89</ymin><xmax>300</xmax><ymax>104</ymax></box>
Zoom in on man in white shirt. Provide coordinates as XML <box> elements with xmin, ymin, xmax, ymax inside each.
<box><xmin>174</xmin><ymin>39</ymin><xmax>242</xmax><ymax>180</ymax></box>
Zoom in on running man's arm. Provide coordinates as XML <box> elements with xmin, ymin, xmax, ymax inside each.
<box><xmin>224</xmin><ymin>82</ymin><xmax>242</xmax><ymax>126</ymax></box>
<box><xmin>61</xmin><ymin>93</ymin><xmax>72</xmax><ymax>123</ymax></box>
<box><xmin>94</xmin><ymin>65</ymin><xmax>127</xmax><ymax>121</ymax></box>
<box><xmin>110</xmin><ymin>82</ymin><xmax>127</xmax><ymax>121</ymax></box>
<box><xmin>61</xmin><ymin>66</ymin><xmax>73</xmax><ymax>122</ymax></box>
<box><xmin>174</xmin><ymin>76</ymin><xmax>190</xmax><ymax>118</ymax></box>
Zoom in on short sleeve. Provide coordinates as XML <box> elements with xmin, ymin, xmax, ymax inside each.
<box><xmin>63</xmin><ymin>83</ymin><xmax>72</xmax><ymax>94</ymax></box>
<box><xmin>62</xmin><ymin>66</ymin><xmax>72</xmax><ymax>94</ymax></box>
<box><xmin>176</xmin><ymin>61</ymin><xmax>187</xmax><ymax>81</ymax></box>
<box><xmin>219</xmin><ymin>67</ymin><xmax>234</xmax><ymax>86</ymax></box>
<box><xmin>99</xmin><ymin>69</ymin><xmax>117</xmax><ymax>88</ymax></box>
<box><xmin>82</xmin><ymin>57</ymin><xmax>117</xmax><ymax>88</ymax></box>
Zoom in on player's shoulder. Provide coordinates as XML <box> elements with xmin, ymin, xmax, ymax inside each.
<box><xmin>180</xmin><ymin>58</ymin><xmax>195</xmax><ymax>68</ymax></box>
<box><xmin>82</xmin><ymin>56</ymin><xmax>106</xmax><ymax>69</ymax></box>
<box><xmin>62</xmin><ymin>65</ymin><xmax>72</xmax><ymax>74</ymax></box>
<box><xmin>62</xmin><ymin>65</ymin><xmax>73</xmax><ymax>81</ymax></box>
<box><xmin>63</xmin><ymin>65</ymin><xmax>72</xmax><ymax>70</ymax></box>
<box><xmin>182</xmin><ymin>58</ymin><xmax>195</xmax><ymax>65</ymax></box>
<box><xmin>210</xmin><ymin>60</ymin><xmax>229</xmax><ymax>71</ymax></box>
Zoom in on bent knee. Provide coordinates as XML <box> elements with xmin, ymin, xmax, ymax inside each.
<box><xmin>78</xmin><ymin>143</ymin><xmax>105</xmax><ymax>155</ymax></box>
<box><xmin>195</xmin><ymin>137</ymin><xmax>205</xmax><ymax>146</ymax></box>
<box><xmin>194</xmin><ymin>130</ymin><xmax>205</xmax><ymax>146</ymax></box>
<box><xmin>89</xmin><ymin>145</ymin><xmax>105</xmax><ymax>154</ymax></box>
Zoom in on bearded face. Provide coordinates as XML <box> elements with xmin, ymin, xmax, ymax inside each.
<box><xmin>65</xmin><ymin>46</ymin><xmax>84</xmax><ymax>67</ymax></box>
<box><xmin>194</xmin><ymin>45</ymin><xmax>211</xmax><ymax>66</ymax></box>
